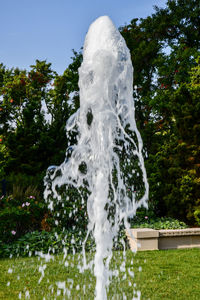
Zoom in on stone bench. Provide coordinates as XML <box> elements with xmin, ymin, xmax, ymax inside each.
<box><xmin>126</xmin><ymin>228</ymin><xmax>200</xmax><ymax>251</ymax></box>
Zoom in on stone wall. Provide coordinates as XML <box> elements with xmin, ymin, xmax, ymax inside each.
<box><xmin>126</xmin><ymin>228</ymin><xmax>200</xmax><ymax>251</ymax></box>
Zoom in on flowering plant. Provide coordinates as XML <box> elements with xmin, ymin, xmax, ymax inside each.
<box><xmin>0</xmin><ymin>193</ymin><xmax>47</xmax><ymax>243</ymax></box>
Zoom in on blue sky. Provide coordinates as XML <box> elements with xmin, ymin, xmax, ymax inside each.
<box><xmin>0</xmin><ymin>0</ymin><xmax>167</xmax><ymax>74</ymax></box>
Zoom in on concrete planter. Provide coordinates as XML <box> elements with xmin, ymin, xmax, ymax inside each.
<box><xmin>126</xmin><ymin>228</ymin><xmax>200</xmax><ymax>251</ymax></box>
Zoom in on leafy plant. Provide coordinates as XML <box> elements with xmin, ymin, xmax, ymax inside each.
<box><xmin>130</xmin><ymin>216</ymin><xmax>188</xmax><ymax>230</ymax></box>
<box><xmin>0</xmin><ymin>192</ymin><xmax>47</xmax><ymax>243</ymax></box>
<box><xmin>0</xmin><ymin>228</ymin><xmax>95</xmax><ymax>258</ymax></box>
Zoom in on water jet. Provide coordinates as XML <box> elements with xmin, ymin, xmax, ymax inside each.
<box><xmin>44</xmin><ymin>15</ymin><xmax>149</xmax><ymax>299</ymax></box>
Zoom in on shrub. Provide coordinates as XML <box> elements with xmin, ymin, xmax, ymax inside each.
<box><xmin>0</xmin><ymin>193</ymin><xmax>47</xmax><ymax>243</ymax></box>
<box><xmin>128</xmin><ymin>206</ymin><xmax>188</xmax><ymax>230</ymax></box>
<box><xmin>194</xmin><ymin>205</ymin><xmax>200</xmax><ymax>226</ymax></box>
<box><xmin>130</xmin><ymin>215</ymin><xmax>188</xmax><ymax>230</ymax></box>
<box><xmin>0</xmin><ymin>229</ymin><xmax>95</xmax><ymax>258</ymax></box>
<box><xmin>44</xmin><ymin>184</ymin><xmax>88</xmax><ymax>232</ymax></box>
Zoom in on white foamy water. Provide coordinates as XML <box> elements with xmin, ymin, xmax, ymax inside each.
<box><xmin>44</xmin><ymin>16</ymin><xmax>148</xmax><ymax>300</ymax></box>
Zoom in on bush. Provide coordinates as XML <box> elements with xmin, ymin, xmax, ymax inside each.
<box><xmin>44</xmin><ymin>184</ymin><xmax>88</xmax><ymax>232</ymax></box>
<box><xmin>194</xmin><ymin>205</ymin><xmax>200</xmax><ymax>226</ymax></box>
<box><xmin>0</xmin><ymin>229</ymin><xmax>95</xmax><ymax>258</ymax></box>
<box><xmin>0</xmin><ymin>193</ymin><xmax>47</xmax><ymax>243</ymax></box>
<box><xmin>130</xmin><ymin>215</ymin><xmax>188</xmax><ymax>230</ymax></box>
<box><xmin>128</xmin><ymin>206</ymin><xmax>188</xmax><ymax>230</ymax></box>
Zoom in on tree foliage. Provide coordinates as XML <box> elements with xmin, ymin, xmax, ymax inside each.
<box><xmin>120</xmin><ymin>0</ymin><xmax>200</xmax><ymax>223</ymax></box>
<box><xmin>0</xmin><ymin>53</ymin><xmax>82</xmax><ymax>185</ymax></box>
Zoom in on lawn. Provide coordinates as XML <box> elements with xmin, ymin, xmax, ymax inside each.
<box><xmin>0</xmin><ymin>248</ymin><xmax>200</xmax><ymax>299</ymax></box>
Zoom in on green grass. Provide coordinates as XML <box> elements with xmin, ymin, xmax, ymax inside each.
<box><xmin>0</xmin><ymin>248</ymin><xmax>200</xmax><ymax>299</ymax></box>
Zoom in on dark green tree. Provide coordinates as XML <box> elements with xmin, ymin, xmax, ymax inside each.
<box><xmin>120</xmin><ymin>0</ymin><xmax>200</xmax><ymax>223</ymax></box>
<box><xmin>0</xmin><ymin>54</ymin><xmax>82</xmax><ymax>191</ymax></box>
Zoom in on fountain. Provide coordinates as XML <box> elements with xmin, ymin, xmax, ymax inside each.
<box><xmin>44</xmin><ymin>16</ymin><xmax>149</xmax><ymax>299</ymax></box>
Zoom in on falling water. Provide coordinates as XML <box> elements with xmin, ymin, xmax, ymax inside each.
<box><xmin>44</xmin><ymin>16</ymin><xmax>149</xmax><ymax>300</ymax></box>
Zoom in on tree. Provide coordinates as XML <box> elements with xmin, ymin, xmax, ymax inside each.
<box><xmin>120</xmin><ymin>0</ymin><xmax>200</xmax><ymax>223</ymax></box>
<box><xmin>0</xmin><ymin>61</ymin><xmax>53</xmax><ymax>184</ymax></box>
<box><xmin>0</xmin><ymin>55</ymin><xmax>82</xmax><ymax>192</ymax></box>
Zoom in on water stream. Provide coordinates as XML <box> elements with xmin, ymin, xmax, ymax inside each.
<box><xmin>44</xmin><ymin>16</ymin><xmax>149</xmax><ymax>300</ymax></box>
